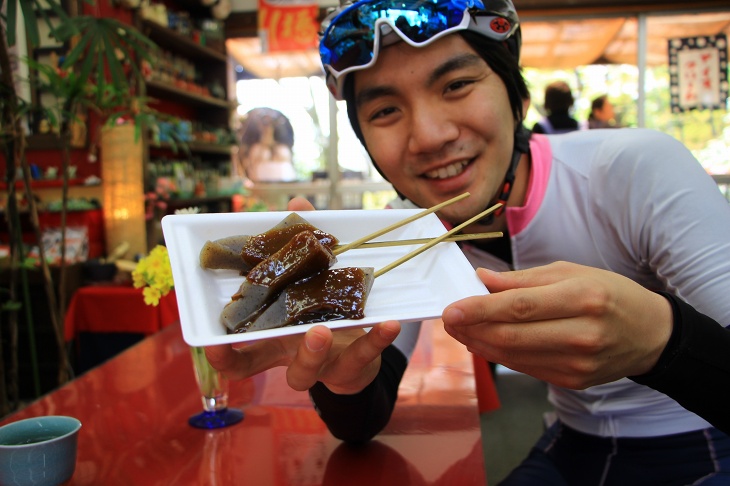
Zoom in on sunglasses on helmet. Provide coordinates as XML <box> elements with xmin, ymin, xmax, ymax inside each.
<box><xmin>319</xmin><ymin>0</ymin><xmax>518</xmax><ymax>98</ymax></box>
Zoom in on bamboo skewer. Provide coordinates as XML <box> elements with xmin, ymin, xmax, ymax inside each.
<box><xmin>332</xmin><ymin>192</ymin><xmax>470</xmax><ymax>255</ymax></box>
<box><xmin>334</xmin><ymin>232</ymin><xmax>503</xmax><ymax>250</ymax></box>
<box><xmin>217</xmin><ymin>201</ymin><xmax>502</xmax><ymax>331</ymax></box>
<box><xmin>374</xmin><ymin>203</ymin><xmax>502</xmax><ymax>278</ymax></box>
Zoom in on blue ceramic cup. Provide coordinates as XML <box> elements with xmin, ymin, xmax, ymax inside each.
<box><xmin>0</xmin><ymin>415</ymin><xmax>82</xmax><ymax>486</ymax></box>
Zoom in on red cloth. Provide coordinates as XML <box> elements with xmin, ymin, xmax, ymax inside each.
<box><xmin>64</xmin><ymin>286</ymin><xmax>179</xmax><ymax>341</ymax></box>
<box><xmin>472</xmin><ymin>354</ymin><xmax>501</xmax><ymax>413</ymax></box>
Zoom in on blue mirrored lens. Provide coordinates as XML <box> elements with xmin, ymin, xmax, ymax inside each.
<box><xmin>321</xmin><ymin>0</ymin><xmax>484</xmax><ymax>73</ymax></box>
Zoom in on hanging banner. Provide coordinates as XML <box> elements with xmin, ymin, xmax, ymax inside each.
<box><xmin>668</xmin><ymin>34</ymin><xmax>728</xmax><ymax>113</ymax></box>
<box><xmin>258</xmin><ymin>0</ymin><xmax>319</xmax><ymax>53</ymax></box>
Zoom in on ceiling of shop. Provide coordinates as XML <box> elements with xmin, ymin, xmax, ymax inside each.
<box><xmin>227</xmin><ymin>38</ymin><xmax>323</xmax><ymax>79</ymax></box>
<box><xmin>225</xmin><ymin>2</ymin><xmax>730</xmax><ymax>78</ymax></box>
<box><xmin>520</xmin><ymin>11</ymin><xmax>730</xmax><ymax>68</ymax></box>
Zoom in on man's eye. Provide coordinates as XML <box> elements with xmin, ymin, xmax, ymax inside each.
<box><xmin>446</xmin><ymin>80</ymin><xmax>473</xmax><ymax>93</ymax></box>
<box><xmin>370</xmin><ymin>106</ymin><xmax>397</xmax><ymax>121</ymax></box>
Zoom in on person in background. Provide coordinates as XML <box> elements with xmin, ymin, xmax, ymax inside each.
<box><xmin>531</xmin><ymin>80</ymin><xmax>581</xmax><ymax>134</ymax></box>
<box><xmin>587</xmin><ymin>94</ymin><xmax>619</xmax><ymax>129</ymax></box>
<box><xmin>206</xmin><ymin>0</ymin><xmax>730</xmax><ymax>483</ymax></box>
<box><xmin>236</xmin><ymin>107</ymin><xmax>297</xmax><ymax>183</ymax></box>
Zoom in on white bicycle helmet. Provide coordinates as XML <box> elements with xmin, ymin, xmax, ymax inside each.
<box><xmin>319</xmin><ymin>0</ymin><xmax>521</xmax><ymax>100</ymax></box>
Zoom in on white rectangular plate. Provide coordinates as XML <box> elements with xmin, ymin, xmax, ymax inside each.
<box><xmin>162</xmin><ymin>209</ymin><xmax>489</xmax><ymax>347</ymax></box>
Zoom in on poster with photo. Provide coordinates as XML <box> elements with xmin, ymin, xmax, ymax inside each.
<box><xmin>668</xmin><ymin>34</ymin><xmax>728</xmax><ymax>113</ymax></box>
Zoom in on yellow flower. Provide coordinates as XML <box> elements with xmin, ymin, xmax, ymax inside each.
<box><xmin>142</xmin><ymin>286</ymin><xmax>162</xmax><ymax>306</ymax></box>
<box><xmin>133</xmin><ymin>245</ymin><xmax>174</xmax><ymax>307</ymax></box>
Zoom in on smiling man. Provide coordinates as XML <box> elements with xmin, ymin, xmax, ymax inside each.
<box><xmin>205</xmin><ymin>0</ymin><xmax>730</xmax><ymax>483</ymax></box>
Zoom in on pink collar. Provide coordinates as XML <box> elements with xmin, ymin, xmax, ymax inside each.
<box><xmin>506</xmin><ymin>134</ymin><xmax>552</xmax><ymax>236</ymax></box>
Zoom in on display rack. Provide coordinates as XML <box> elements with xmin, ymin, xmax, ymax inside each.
<box><xmin>136</xmin><ymin>10</ymin><xmax>236</xmax><ymax>215</ymax></box>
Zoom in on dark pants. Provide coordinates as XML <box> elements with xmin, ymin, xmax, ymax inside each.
<box><xmin>498</xmin><ymin>421</ymin><xmax>730</xmax><ymax>486</ymax></box>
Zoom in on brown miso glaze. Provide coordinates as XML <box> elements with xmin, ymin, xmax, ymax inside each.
<box><xmin>241</xmin><ymin>223</ymin><xmax>338</xmax><ymax>268</ymax></box>
<box><xmin>285</xmin><ymin>267</ymin><xmax>371</xmax><ymax>323</ymax></box>
<box><xmin>222</xmin><ymin>230</ymin><xmax>337</xmax><ymax>332</ymax></box>
<box><xmin>236</xmin><ymin>267</ymin><xmax>374</xmax><ymax>332</ymax></box>
<box><xmin>243</xmin><ymin>230</ymin><xmax>336</xmax><ymax>289</ymax></box>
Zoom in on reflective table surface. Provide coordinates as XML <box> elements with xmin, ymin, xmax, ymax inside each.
<box><xmin>2</xmin><ymin>320</ymin><xmax>486</xmax><ymax>485</ymax></box>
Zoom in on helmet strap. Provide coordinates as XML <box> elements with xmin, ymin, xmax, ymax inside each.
<box><xmin>477</xmin><ymin>123</ymin><xmax>531</xmax><ymax>225</ymax></box>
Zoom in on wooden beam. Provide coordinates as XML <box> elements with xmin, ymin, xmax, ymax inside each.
<box><xmin>517</xmin><ymin>1</ymin><xmax>730</xmax><ymax>19</ymax></box>
<box><xmin>514</xmin><ymin>0</ymin><xmax>727</xmax><ymax>9</ymax></box>
<box><xmin>225</xmin><ymin>3</ymin><xmax>729</xmax><ymax>39</ymax></box>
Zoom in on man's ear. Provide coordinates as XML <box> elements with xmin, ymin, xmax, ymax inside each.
<box><xmin>521</xmin><ymin>95</ymin><xmax>531</xmax><ymax>122</ymax></box>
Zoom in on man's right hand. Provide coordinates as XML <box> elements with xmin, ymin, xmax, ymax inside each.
<box><xmin>205</xmin><ymin>320</ymin><xmax>400</xmax><ymax>394</ymax></box>
<box><xmin>204</xmin><ymin>196</ymin><xmax>401</xmax><ymax>395</ymax></box>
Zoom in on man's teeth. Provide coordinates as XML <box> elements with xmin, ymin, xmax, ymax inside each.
<box><xmin>426</xmin><ymin>160</ymin><xmax>469</xmax><ymax>180</ymax></box>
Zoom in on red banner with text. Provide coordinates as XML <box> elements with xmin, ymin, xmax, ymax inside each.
<box><xmin>258</xmin><ymin>0</ymin><xmax>319</xmax><ymax>53</ymax></box>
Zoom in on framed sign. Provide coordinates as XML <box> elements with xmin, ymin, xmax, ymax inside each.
<box><xmin>668</xmin><ymin>34</ymin><xmax>728</xmax><ymax>113</ymax></box>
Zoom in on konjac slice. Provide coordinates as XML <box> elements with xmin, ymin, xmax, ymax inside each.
<box><xmin>220</xmin><ymin>230</ymin><xmax>337</xmax><ymax>332</ymax></box>
<box><xmin>199</xmin><ymin>235</ymin><xmax>252</xmax><ymax>273</ymax></box>
<box><xmin>199</xmin><ymin>213</ymin><xmax>339</xmax><ymax>273</ymax></box>
<box><xmin>240</xmin><ymin>213</ymin><xmax>338</xmax><ymax>268</ymax></box>
<box><xmin>241</xmin><ymin>267</ymin><xmax>375</xmax><ymax>332</ymax></box>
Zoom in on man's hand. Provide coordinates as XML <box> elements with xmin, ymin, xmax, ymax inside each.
<box><xmin>205</xmin><ymin>321</ymin><xmax>400</xmax><ymax>394</ymax></box>
<box><xmin>287</xmin><ymin>196</ymin><xmax>316</xmax><ymax>212</ymax></box>
<box><xmin>203</xmin><ymin>196</ymin><xmax>401</xmax><ymax>395</ymax></box>
<box><xmin>442</xmin><ymin>261</ymin><xmax>673</xmax><ymax>389</ymax></box>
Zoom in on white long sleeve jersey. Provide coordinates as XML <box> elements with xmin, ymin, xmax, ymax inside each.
<box><xmin>389</xmin><ymin>129</ymin><xmax>730</xmax><ymax>438</ymax></box>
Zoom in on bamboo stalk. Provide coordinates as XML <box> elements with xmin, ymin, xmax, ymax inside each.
<box><xmin>375</xmin><ymin>203</ymin><xmax>502</xmax><ymax>278</ymax></box>
<box><xmin>332</xmin><ymin>192</ymin><xmax>470</xmax><ymax>255</ymax></box>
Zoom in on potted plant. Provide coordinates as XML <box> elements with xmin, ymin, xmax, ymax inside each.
<box><xmin>0</xmin><ymin>0</ymin><xmax>159</xmax><ymax>415</ymax></box>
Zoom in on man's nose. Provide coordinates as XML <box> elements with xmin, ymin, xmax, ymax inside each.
<box><xmin>407</xmin><ymin>107</ymin><xmax>459</xmax><ymax>154</ymax></box>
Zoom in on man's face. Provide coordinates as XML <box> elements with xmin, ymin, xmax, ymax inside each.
<box><xmin>353</xmin><ymin>34</ymin><xmax>516</xmax><ymax>226</ymax></box>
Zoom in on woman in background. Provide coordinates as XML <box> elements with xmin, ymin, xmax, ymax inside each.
<box><xmin>237</xmin><ymin>107</ymin><xmax>297</xmax><ymax>183</ymax></box>
<box><xmin>587</xmin><ymin>94</ymin><xmax>619</xmax><ymax>129</ymax></box>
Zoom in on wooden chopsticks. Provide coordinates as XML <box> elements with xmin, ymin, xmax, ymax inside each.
<box><xmin>334</xmin><ymin>232</ymin><xmax>503</xmax><ymax>250</ymax></box>
<box><xmin>332</xmin><ymin>192</ymin><xmax>471</xmax><ymax>255</ymax></box>
<box><xmin>374</xmin><ymin>203</ymin><xmax>502</xmax><ymax>278</ymax></box>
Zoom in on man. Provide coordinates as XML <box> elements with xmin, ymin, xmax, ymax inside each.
<box><xmin>207</xmin><ymin>0</ymin><xmax>730</xmax><ymax>483</ymax></box>
<box><xmin>531</xmin><ymin>80</ymin><xmax>582</xmax><ymax>134</ymax></box>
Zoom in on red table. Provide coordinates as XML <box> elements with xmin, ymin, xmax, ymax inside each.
<box><xmin>63</xmin><ymin>286</ymin><xmax>179</xmax><ymax>342</ymax></box>
<box><xmin>3</xmin><ymin>320</ymin><xmax>491</xmax><ymax>485</ymax></box>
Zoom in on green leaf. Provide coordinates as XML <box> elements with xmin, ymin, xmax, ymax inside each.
<box><xmin>7</xmin><ymin>0</ymin><xmax>72</xmax><ymax>48</ymax></box>
<box><xmin>17</xmin><ymin>1</ymin><xmax>40</xmax><ymax>47</ymax></box>
<box><xmin>61</xmin><ymin>16</ymin><xmax>159</xmax><ymax>97</ymax></box>
<box><xmin>5</xmin><ymin>1</ymin><xmax>19</xmax><ymax>47</ymax></box>
<box><xmin>21</xmin><ymin>257</ymin><xmax>36</xmax><ymax>269</ymax></box>
<box><xmin>100</xmin><ymin>30</ymin><xmax>126</xmax><ymax>91</ymax></box>
<box><xmin>36</xmin><ymin>2</ymin><xmax>74</xmax><ymax>45</ymax></box>
<box><xmin>63</xmin><ymin>28</ymin><xmax>96</xmax><ymax>80</ymax></box>
<box><xmin>1</xmin><ymin>300</ymin><xmax>23</xmax><ymax>312</ymax></box>
<box><xmin>38</xmin><ymin>0</ymin><xmax>73</xmax><ymax>27</ymax></box>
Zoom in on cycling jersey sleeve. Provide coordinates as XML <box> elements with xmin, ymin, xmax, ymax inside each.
<box><xmin>308</xmin><ymin>345</ymin><xmax>408</xmax><ymax>443</ymax></box>
<box><xmin>630</xmin><ymin>291</ymin><xmax>730</xmax><ymax>435</ymax></box>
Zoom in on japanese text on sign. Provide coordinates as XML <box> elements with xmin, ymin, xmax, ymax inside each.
<box><xmin>668</xmin><ymin>34</ymin><xmax>728</xmax><ymax>113</ymax></box>
<box><xmin>258</xmin><ymin>0</ymin><xmax>319</xmax><ymax>53</ymax></box>
<box><xmin>677</xmin><ymin>48</ymin><xmax>720</xmax><ymax>108</ymax></box>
